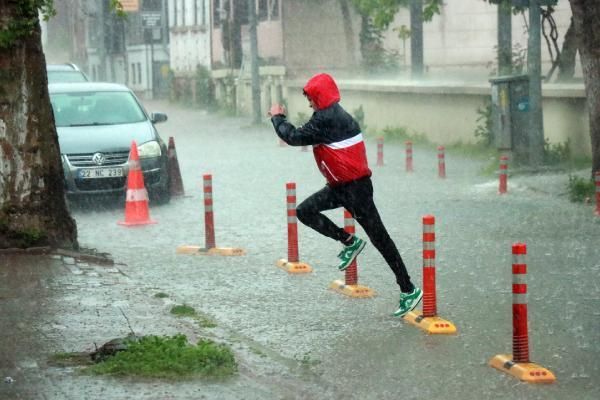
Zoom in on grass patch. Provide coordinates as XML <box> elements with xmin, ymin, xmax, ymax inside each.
<box><xmin>88</xmin><ymin>334</ymin><xmax>237</xmax><ymax>379</ymax></box>
<box><xmin>49</xmin><ymin>352</ymin><xmax>94</xmax><ymax>367</ymax></box>
<box><xmin>567</xmin><ymin>175</ymin><xmax>595</xmax><ymax>203</ymax></box>
<box><xmin>375</xmin><ymin>126</ymin><xmax>430</xmax><ymax>145</ymax></box>
<box><xmin>154</xmin><ymin>292</ymin><xmax>169</xmax><ymax>299</ymax></box>
<box><xmin>170</xmin><ymin>304</ymin><xmax>197</xmax><ymax>317</ymax></box>
<box><xmin>170</xmin><ymin>304</ymin><xmax>217</xmax><ymax>328</ymax></box>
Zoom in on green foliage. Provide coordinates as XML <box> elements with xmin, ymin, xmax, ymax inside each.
<box><xmin>0</xmin><ymin>0</ymin><xmax>55</xmax><ymax>48</ymax></box>
<box><xmin>89</xmin><ymin>334</ymin><xmax>237</xmax><ymax>379</ymax></box>
<box><xmin>0</xmin><ymin>1</ymin><xmax>125</xmax><ymax>48</ymax></box>
<box><xmin>543</xmin><ymin>138</ymin><xmax>571</xmax><ymax>165</ymax></box>
<box><xmin>474</xmin><ymin>102</ymin><xmax>493</xmax><ymax>146</ymax></box>
<box><xmin>379</xmin><ymin>126</ymin><xmax>428</xmax><ymax>144</ymax></box>
<box><xmin>154</xmin><ymin>292</ymin><xmax>169</xmax><ymax>298</ymax></box>
<box><xmin>353</xmin><ymin>105</ymin><xmax>367</xmax><ymax>131</ymax></box>
<box><xmin>195</xmin><ymin>64</ymin><xmax>216</xmax><ymax>108</ymax></box>
<box><xmin>567</xmin><ymin>175</ymin><xmax>595</xmax><ymax>203</ymax></box>
<box><xmin>0</xmin><ymin>220</ymin><xmax>47</xmax><ymax>247</ymax></box>
<box><xmin>170</xmin><ymin>304</ymin><xmax>217</xmax><ymax>328</ymax></box>
<box><xmin>170</xmin><ymin>304</ymin><xmax>197</xmax><ymax>317</ymax></box>
<box><xmin>352</xmin><ymin>0</ymin><xmax>442</xmax><ymax>29</ymax></box>
<box><xmin>109</xmin><ymin>0</ymin><xmax>127</xmax><ymax>18</ymax></box>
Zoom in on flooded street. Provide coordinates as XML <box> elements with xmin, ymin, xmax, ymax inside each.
<box><xmin>2</xmin><ymin>100</ymin><xmax>599</xmax><ymax>399</ymax></box>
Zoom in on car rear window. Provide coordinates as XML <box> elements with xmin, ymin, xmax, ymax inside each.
<box><xmin>47</xmin><ymin>71</ymin><xmax>88</xmax><ymax>83</ymax></box>
<box><xmin>50</xmin><ymin>91</ymin><xmax>147</xmax><ymax>127</ymax></box>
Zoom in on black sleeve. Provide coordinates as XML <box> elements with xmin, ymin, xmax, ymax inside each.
<box><xmin>270</xmin><ymin>113</ymin><xmax>325</xmax><ymax>146</ymax></box>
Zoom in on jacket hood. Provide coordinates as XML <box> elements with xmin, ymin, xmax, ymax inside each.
<box><xmin>303</xmin><ymin>73</ymin><xmax>340</xmax><ymax>110</ymax></box>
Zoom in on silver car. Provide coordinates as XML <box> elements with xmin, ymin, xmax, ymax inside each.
<box><xmin>49</xmin><ymin>82</ymin><xmax>171</xmax><ymax>203</ymax></box>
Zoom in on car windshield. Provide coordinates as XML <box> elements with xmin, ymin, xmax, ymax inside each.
<box><xmin>51</xmin><ymin>91</ymin><xmax>147</xmax><ymax>127</ymax></box>
<box><xmin>47</xmin><ymin>71</ymin><xmax>88</xmax><ymax>83</ymax></box>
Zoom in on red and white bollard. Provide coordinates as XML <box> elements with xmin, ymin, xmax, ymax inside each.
<box><xmin>403</xmin><ymin>215</ymin><xmax>456</xmax><ymax>334</ymax></box>
<box><xmin>489</xmin><ymin>243</ymin><xmax>556</xmax><ymax>383</ymax></box>
<box><xmin>405</xmin><ymin>141</ymin><xmax>414</xmax><ymax>173</ymax></box>
<box><xmin>511</xmin><ymin>243</ymin><xmax>529</xmax><ymax>363</ymax></box>
<box><xmin>499</xmin><ymin>155</ymin><xmax>509</xmax><ymax>194</ymax></box>
<box><xmin>344</xmin><ymin>210</ymin><xmax>358</xmax><ymax>286</ymax></box>
<box><xmin>437</xmin><ymin>146</ymin><xmax>446</xmax><ymax>179</ymax></box>
<box><xmin>595</xmin><ymin>171</ymin><xmax>600</xmax><ymax>216</ymax></box>
<box><xmin>329</xmin><ymin>210</ymin><xmax>375</xmax><ymax>298</ymax></box>
<box><xmin>203</xmin><ymin>174</ymin><xmax>216</xmax><ymax>249</ymax></box>
<box><xmin>286</xmin><ymin>182</ymin><xmax>299</xmax><ymax>263</ymax></box>
<box><xmin>376</xmin><ymin>137</ymin><xmax>384</xmax><ymax>166</ymax></box>
<box><xmin>176</xmin><ymin>174</ymin><xmax>244</xmax><ymax>256</ymax></box>
<box><xmin>422</xmin><ymin>215</ymin><xmax>437</xmax><ymax>317</ymax></box>
<box><xmin>276</xmin><ymin>182</ymin><xmax>312</xmax><ymax>273</ymax></box>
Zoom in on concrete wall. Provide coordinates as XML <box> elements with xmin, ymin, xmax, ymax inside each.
<box><xmin>382</xmin><ymin>0</ymin><xmax>578</xmax><ymax>78</ymax></box>
<box><xmin>284</xmin><ymin>80</ymin><xmax>590</xmax><ymax>156</ymax></box>
<box><xmin>282</xmin><ymin>0</ymin><xmax>361</xmax><ymax>76</ymax></box>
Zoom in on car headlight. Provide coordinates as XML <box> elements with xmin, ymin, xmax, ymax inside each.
<box><xmin>137</xmin><ymin>141</ymin><xmax>161</xmax><ymax>158</ymax></box>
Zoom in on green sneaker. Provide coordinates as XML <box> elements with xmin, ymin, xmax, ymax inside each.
<box><xmin>336</xmin><ymin>236</ymin><xmax>366</xmax><ymax>271</ymax></box>
<box><xmin>393</xmin><ymin>287</ymin><xmax>423</xmax><ymax>317</ymax></box>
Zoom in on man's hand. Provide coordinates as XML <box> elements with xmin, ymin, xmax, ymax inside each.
<box><xmin>268</xmin><ymin>104</ymin><xmax>286</xmax><ymax>117</ymax></box>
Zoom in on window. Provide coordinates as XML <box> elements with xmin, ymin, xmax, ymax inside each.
<box><xmin>131</xmin><ymin>63</ymin><xmax>136</xmax><ymax>84</ymax></box>
<box><xmin>137</xmin><ymin>63</ymin><xmax>142</xmax><ymax>84</ymax></box>
<box><xmin>213</xmin><ymin>0</ymin><xmax>221</xmax><ymax>27</ymax></box>
<box><xmin>258</xmin><ymin>0</ymin><xmax>278</xmax><ymax>21</ymax></box>
<box><xmin>50</xmin><ymin>91</ymin><xmax>147</xmax><ymax>127</ymax></box>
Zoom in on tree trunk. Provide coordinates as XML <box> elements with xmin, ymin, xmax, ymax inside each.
<box><xmin>339</xmin><ymin>0</ymin><xmax>357</xmax><ymax>67</ymax></box>
<box><xmin>556</xmin><ymin>17</ymin><xmax>578</xmax><ymax>82</ymax></box>
<box><xmin>569</xmin><ymin>0</ymin><xmax>600</xmax><ymax>175</ymax></box>
<box><xmin>0</xmin><ymin>2</ymin><xmax>78</xmax><ymax>249</ymax></box>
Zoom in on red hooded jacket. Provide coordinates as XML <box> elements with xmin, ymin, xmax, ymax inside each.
<box><xmin>271</xmin><ymin>73</ymin><xmax>371</xmax><ymax>186</ymax></box>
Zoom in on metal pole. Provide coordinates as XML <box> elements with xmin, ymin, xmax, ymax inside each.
<box><xmin>248</xmin><ymin>0</ymin><xmax>261</xmax><ymax>123</ymax></box>
<box><xmin>410</xmin><ymin>0</ymin><xmax>424</xmax><ymax>78</ymax></box>
<box><xmin>527</xmin><ymin>0</ymin><xmax>545</xmax><ymax>166</ymax></box>
<box><xmin>497</xmin><ymin>0</ymin><xmax>512</xmax><ymax>76</ymax></box>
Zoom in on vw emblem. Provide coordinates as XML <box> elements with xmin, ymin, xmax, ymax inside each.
<box><xmin>92</xmin><ymin>152</ymin><xmax>105</xmax><ymax>166</ymax></box>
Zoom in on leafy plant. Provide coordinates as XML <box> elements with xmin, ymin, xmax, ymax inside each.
<box><xmin>195</xmin><ymin>64</ymin><xmax>215</xmax><ymax>108</ymax></box>
<box><xmin>88</xmin><ymin>334</ymin><xmax>237</xmax><ymax>379</ymax></box>
<box><xmin>474</xmin><ymin>102</ymin><xmax>493</xmax><ymax>146</ymax></box>
<box><xmin>353</xmin><ymin>105</ymin><xmax>367</xmax><ymax>132</ymax></box>
<box><xmin>171</xmin><ymin>304</ymin><xmax>217</xmax><ymax>328</ymax></box>
<box><xmin>567</xmin><ymin>175</ymin><xmax>595</xmax><ymax>203</ymax></box>
<box><xmin>543</xmin><ymin>138</ymin><xmax>571</xmax><ymax>165</ymax></box>
<box><xmin>170</xmin><ymin>304</ymin><xmax>197</xmax><ymax>317</ymax></box>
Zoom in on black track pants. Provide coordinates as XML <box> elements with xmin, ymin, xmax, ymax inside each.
<box><xmin>296</xmin><ymin>177</ymin><xmax>414</xmax><ymax>292</ymax></box>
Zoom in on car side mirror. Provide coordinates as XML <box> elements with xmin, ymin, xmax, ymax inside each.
<box><xmin>151</xmin><ymin>112</ymin><xmax>168</xmax><ymax>124</ymax></box>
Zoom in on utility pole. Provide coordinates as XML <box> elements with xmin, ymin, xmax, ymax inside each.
<box><xmin>410</xmin><ymin>0</ymin><xmax>424</xmax><ymax>78</ymax></box>
<box><xmin>248</xmin><ymin>0</ymin><xmax>261</xmax><ymax>124</ymax></box>
<box><xmin>527</xmin><ymin>0</ymin><xmax>545</xmax><ymax>165</ymax></box>
<box><xmin>497</xmin><ymin>0</ymin><xmax>512</xmax><ymax>76</ymax></box>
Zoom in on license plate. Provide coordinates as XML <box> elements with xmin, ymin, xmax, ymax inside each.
<box><xmin>78</xmin><ymin>167</ymin><xmax>124</xmax><ymax>179</ymax></box>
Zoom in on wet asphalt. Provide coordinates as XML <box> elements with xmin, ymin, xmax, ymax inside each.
<box><xmin>1</xmin><ymin>99</ymin><xmax>599</xmax><ymax>399</ymax></box>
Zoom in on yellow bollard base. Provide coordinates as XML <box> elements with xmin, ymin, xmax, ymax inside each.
<box><xmin>403</xmin><ymin>310</ymin><xmax>457</xmax><ymax>334</ymax></box>
<box><xmin>489</xmin><ymin>354</ymin><xmax>556</xmax><ymax>384</ymax></box>
<box><xmin>276</xmin><ymin>259</ymin><xmax>313</xmax><ymax>274</ymax></box>
<box><xmin>176</xmin><ymin>245</ymin><xmax>245</xmax><ymax>256</ymax></box>
<box><xmin>329</xmin><ymin>279</ymin><xmax>376</xmax><ymax>298</ymax></box>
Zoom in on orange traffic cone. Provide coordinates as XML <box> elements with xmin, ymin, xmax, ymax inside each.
<box><xmin>118</xmin><ymin>140</ymin><xmax>157</xmax><ymax>226</ymax></box>
<box><xmin>167</xmin><ymin>136</ymin><xmax>185</xmax><ymax>197</ymax></box>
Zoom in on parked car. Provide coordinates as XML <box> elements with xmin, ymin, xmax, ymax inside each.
<box><xmin>49</xmin><ymin>82</ymin><xmax>171</xmax><ymax>203</ymax></box>
<box><xmin>47</xmin><ymin>63</ymin><xmax>89</xmax><ymax>83</ymax></box>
